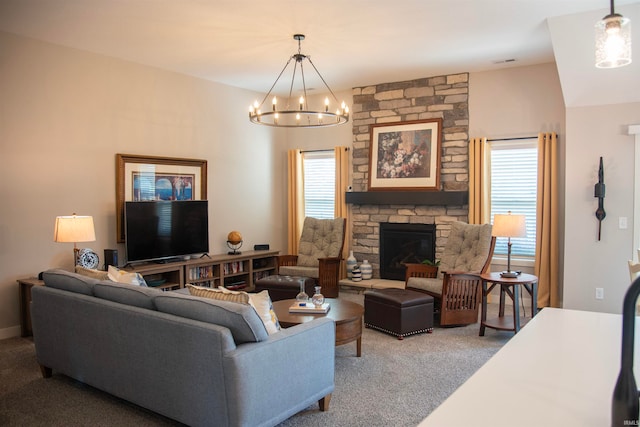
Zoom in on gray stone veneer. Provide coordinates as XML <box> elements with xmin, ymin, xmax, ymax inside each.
<box><xmin>349</xmin><ymin>74</ymin><xmax>470</xmax><ymax>278</ymax></box>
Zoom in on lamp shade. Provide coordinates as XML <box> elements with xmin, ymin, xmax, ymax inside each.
<box><xmin>492</xmin><ymin>213</ymin><xmax>526</xmax><ymax>238</ymax></box>
<box><xmin>595</xmin><ymin>13</ymin><xmax>632</xmax><ymax>68</ymax></box>
<box><xmin>54</xmin><ymin>215</ymin><xmax>96</xmax><ymax>243</ymax></box>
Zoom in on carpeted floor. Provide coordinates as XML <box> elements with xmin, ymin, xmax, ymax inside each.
<box><xmin>0</xmin><ymin>291</ymin><xmax>512</xmax><ymax>426</ymax></box>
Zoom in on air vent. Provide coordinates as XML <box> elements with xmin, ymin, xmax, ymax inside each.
<box><xmin>492</xmin><ymin>58</ymin><xmax>517</xmax><ymax>64</ymax></box>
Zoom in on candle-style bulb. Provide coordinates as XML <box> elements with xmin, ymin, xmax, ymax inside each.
<box><xmin>299</xmin><ymin>96</ymin><xmax>304</xmax><ymax>110</ymax></box>
<box><xmin>272</xmin><ymin>97</ymin><xmax>277</xmax><ymax>112</ymax></box>
<box><xmin>325</xmin><ymin>97</ymin><xmax>329</xmax><ymax>112</ymax></box>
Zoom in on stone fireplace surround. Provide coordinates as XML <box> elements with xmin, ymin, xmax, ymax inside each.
<box><xmin>348</xmin><ymin>73</ymin><xmax>470</xmax><ymax>280</ymax></box>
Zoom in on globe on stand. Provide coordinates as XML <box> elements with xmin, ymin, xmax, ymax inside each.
<box><xmin>227</xmin><ymin>231</ymin><xmax>243</xmax><ymax>255</ymax></box>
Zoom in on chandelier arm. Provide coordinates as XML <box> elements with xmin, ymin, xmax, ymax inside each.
<box><xmin>306</xmin><ymin>57</ymin><xmax>341</xmax><ymax>104</ymax></box>
<box><xmin>288</xmin><ymin>59</ymin><xmax>299</xmax><ymax>109</ymax></box>
<box><xmin>258</xmin><ymin>55</ymin><xmax>295</xmax><ymax>109</ymax></box>
<box><xmin>300</xmin><ymin>61</ymin><xmax>308</xmax><ymax>110</ymax></box>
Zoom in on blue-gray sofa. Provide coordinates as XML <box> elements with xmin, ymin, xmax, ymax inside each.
<box><xmin>31</xmin><ymin>269</ymin><xmax>335</xmax><ymax>427</ymax></box>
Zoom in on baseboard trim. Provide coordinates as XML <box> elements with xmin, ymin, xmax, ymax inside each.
<box><xmin>0</xmin><ymin>325</ymin><xmax>21</xmax><ymax>340</ymax></box>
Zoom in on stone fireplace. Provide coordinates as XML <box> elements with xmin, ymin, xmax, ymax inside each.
<box><xmin>379</xmin><ymin>222</ymin><xmax>436</xmax><ymax>280</ymax></box>
<box><xmin>347</xmin><ymin>73</ymin><xmax>471</xmax><ymax>280</ymax></box>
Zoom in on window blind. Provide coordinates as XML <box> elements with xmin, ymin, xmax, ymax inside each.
<box><xmin>303</xmin><ymin>151</ymin><xmax>335</xmax><ymax>219</ymax></box>
<box><xmin>489</xmin><ymin>140</ymin><xmax>538</xmax><ymax>257</ymax></box>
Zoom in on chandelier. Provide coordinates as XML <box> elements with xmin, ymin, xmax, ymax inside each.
<box><xmin>595</xmin><ymin>0</ymin><xmax>632</xmax><ymax>68</ymax></box>
<box><xmin>249</xmin><ymin>34</ymin><xmax>349</xmax><ymax>128</ymax></box>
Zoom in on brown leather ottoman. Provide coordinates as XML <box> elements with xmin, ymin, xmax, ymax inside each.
<box><xmin>364</xmin><ymin>288</ymin><xmax>434</xmax><ymax>339</ymax></box>
<box><xmin>254</xmin><ymin>275</ymin><xmax>316</xmax><ymax>301</ymax></box>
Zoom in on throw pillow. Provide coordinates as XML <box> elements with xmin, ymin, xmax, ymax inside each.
<box><xmin>107</xmin><ymin>265</ymin><xmax>148</xmax><ymax>287</ymax></box>
<box><xmin>186</xmin><ymin>284</ymin><xmax>250</xmax><ymax>304</ymax></box>
<box><xmin>75</xmin><ymin>266</ymin><xmax>109</xmax><ymax>281</ymax></box>
<box><xmin>248</xmin><ymin>290</ymin><xmax>281</xmax><ymax>335</ymax></box>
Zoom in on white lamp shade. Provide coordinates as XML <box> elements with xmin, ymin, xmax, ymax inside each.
<box><xmin>54</xmin><ymin>215</ymin><xmax>96</xmax><ymax>243</ymax></box>
<box><xmin>492</xmin><ymin>213</ymin><xmax>526</xmax><ymax>238</ymax></box>
<box><xmin>595</xmin><ymin>14</ymin><xmax>632</xmax><ymax>68</ymax></box>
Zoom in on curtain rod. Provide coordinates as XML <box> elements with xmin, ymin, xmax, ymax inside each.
<box><xmin>486</xmin><ymin>136</ymin><xmax>537</xmax><ymax>142</ymax></box>
<box><xmin>301</xmin><ymin>147</ymin><xmax>349</xmax><ymax>153</ymax></box>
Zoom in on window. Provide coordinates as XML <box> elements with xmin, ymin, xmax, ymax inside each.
<box><xmin>489</xmin><ymin>140</ymin><xmax>537</xmax><ymax>257</ymax></box>
<box><xmin>302</xmin><ymin>151</ymin><xmax>335</xmax><ymax>219</ymax></box>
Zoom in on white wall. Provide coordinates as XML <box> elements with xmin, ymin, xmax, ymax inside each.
<box><xmin>563</xmin><ymin>103</ymin><xmax>640</xmax><ymax>313</ymax></box>
<box><xmin>0</xmin><ymin>32</ymin><xmax>289</xmax><ymax>337</ymax></box>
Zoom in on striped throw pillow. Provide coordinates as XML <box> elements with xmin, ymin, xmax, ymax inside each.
<box><xmin>187</xmin><ymin>284</ymin><xmax>250</xmax><ymax>304</ymax></box>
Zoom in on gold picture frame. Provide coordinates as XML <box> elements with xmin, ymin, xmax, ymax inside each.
<box><xmin>116</xmin><ymin>154</ymin><xmax>208</xmax><ymax>242</ymax></box>
<box><xmin>368</xmin><ymin>118</ymin><xmax>442</xmax><ymax>191</ymax></box>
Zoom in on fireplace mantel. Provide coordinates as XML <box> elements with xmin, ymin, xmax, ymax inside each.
<box><xmin>345</xmin><ymin>191</ymin><xmax>468</xmax><ymax>206</ymax></box>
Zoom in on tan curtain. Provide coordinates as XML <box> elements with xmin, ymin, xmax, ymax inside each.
<box><xmin>335</xmin><ymin>146</ymin><xmax>350</xmax><ymax>279</ymax></box>
<box><xmin>535</xmin><ymin>132</ymin><xmax>560</xmax><ymax>308</ymax></box>
<box><xmin>287</xmin><ymin>149</ymin><xmax>304</xmax><ymax>255</ymax></box>
<box><xmin>468</xmin><ymin>137</ymin><xmax>490</xmax><ymax>224</ymax></box>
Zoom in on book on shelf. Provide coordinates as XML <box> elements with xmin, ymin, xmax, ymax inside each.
<box><xmin>288</xmin><ymin>302</ymin><xmax>330</xmax><ymax>314</ymax></box>
<box><xmin>225</xmin><ymin>280</ymin><xmax>246</xmax><ymax>291</ymax></box>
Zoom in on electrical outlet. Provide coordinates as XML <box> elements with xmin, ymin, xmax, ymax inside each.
<box><xmin>596</xmin><ymin>287</ymin><xmax>604</xmax><ymax>300</ymax></box>
<box><xmin>619</xmin><ymin>217</ymin><xmax>628</xmax><ymax>229</ymax></box>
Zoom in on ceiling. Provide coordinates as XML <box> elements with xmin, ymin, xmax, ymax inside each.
<box><xmin>0</xmin><ymin>0</ymin><xmax>638</xmax><ymax>106</ymax></box>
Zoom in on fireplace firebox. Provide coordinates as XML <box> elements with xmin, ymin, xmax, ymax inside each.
<box><xmin>379</xmin><ymin>223</ymin><xmax>436</xmax><ymax>281</ymax></box>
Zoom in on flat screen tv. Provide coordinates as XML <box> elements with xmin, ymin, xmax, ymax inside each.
<box><xmin>124</xmin><ymin>200</ymin><xmax>209</xmax><ymax>263</ymax></box>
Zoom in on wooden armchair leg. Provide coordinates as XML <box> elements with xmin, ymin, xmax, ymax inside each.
<box><xmin>319</xmin><ymin>393</ymin><xmax>332</xmax><ymax>411</ymax></box>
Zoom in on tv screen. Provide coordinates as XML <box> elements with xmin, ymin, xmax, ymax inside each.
<box><xmin>125</xmin><ymin>200</ymin><xmax>209</xmax><ymax>263</ymax></box>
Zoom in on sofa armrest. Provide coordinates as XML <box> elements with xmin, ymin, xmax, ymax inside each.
<box><xmin>222</xmin><ymin>318</ymin><xmax>335</xmax><ymax>426</ymax></box>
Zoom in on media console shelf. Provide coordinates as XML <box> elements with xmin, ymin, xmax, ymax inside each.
<box><xmin>127</xmin><ymin>250</ymin><xmax>279</xmax><ymax>291</ymax></box>
<box><xmin>127</xmin><ymin>262</ymin><xmax>185</xmax><ymax>292</ymax></box>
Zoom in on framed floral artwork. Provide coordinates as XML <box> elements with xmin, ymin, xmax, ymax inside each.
<box><xmin>368</xmin><ymin>118</ymin><xmax>442</xmax><ymax>191</ymax></box>
<box><xmin>116</xmin><ymin>154</ymin><xmax>207</xmax><ymax>242</ymax></box>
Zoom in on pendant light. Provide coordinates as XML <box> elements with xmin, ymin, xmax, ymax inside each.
<box><xmin>595</xmin><ymin>0</ymin><xmax>632</xmax><ymax>68</ymax></box>
<box><xmin>249</xmin><ymin>34</ymin><xmax>349</xmax><ymax>128</ymax></box>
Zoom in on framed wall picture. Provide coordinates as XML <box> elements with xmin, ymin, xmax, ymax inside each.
<box><xmin>368</xmin><ymin>118</ymin><xmax>442</xmax><ymax>191</ymax></box>
<box><xmin>116</xmin><ymin>154</ymin><xmax>208</xmax><ymax>242</ymax></box>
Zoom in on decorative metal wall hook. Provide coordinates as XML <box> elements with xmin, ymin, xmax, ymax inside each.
<box><xmin>595</xmin><ymin>156</ymin><xmax>606</xmax><ymax>241</ymax></box>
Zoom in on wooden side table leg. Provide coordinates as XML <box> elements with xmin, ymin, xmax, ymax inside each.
<box><xmin>480</xmin><ymin>280</ymin><xmax>488</xmax><ymax>336</ymax></box>
<box><xmin>513</xmin><ymin>284</ymin><xmax>521</xmax><ymax>333</ymax></box>
<box><xmin>532</xmin><ymin>282</ymin><xmax>538</xmax><ymax>317</ymax></box>
<box><xmin>499</xmin><ymin>284</ymin><xmax>506</xmax><ymax>317</ymax></box>
<box><xmin>356</xmin><ymin>337</ymin><xmax>362</xmax><ymax>357</ymax></box>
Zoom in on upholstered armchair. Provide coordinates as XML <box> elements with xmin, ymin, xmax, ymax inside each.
<box><xmin>404</xmin><ymin>221</ymin><xmax>496</xmax><ymax>326</ymax></box>
<box><xmin>277</xmin><ymin>217</ymin><xmax>346</xmax><ymax>298</ymax></box>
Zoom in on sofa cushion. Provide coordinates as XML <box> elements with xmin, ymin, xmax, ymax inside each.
<box><xmin>186</xmin><ymin>284</ymin><xmax>250</xmax><ymax>304</ymax></box>
<box><xmin>406</xmin><ymin>277</ymin><xmax>443</xmax><ymax>296</ymax></box>
<box><xmin>248</xmin><ymin>290</ymin><xmax>281</xmax><ymax>335</ymax></box>
<box><xmin>439</xmin><ymin>221</ymin><xmax>492</xmax><ymax>275</ymax></box>
<box><xmin>277</xmin><ymin>265</ymin><xmax>319</xmax><ymax>279</ymax></box>
<box><xmin>297</xmin><ymin>217</ymin><xmax>344</xmax><ymax>268</ymax></box>
<box><xmin>93</xmin><ymin>281</ymin><xmax>161</xmax><ymax>310</ymax></box>
<box><xmin>154</xmin><ymin>293</ymin><xmax>269</xmax><ymax>344</ymax></box>
<box><xmin>43</xmin><ymin>269</ymin><xmax>98</xmax><ymax>295</ymax></box>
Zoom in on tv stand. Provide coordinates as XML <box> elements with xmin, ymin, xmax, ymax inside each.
<box><xmin>124</xmin><ymin>250</ymin><xmax>279</xmax><ymax>291</ymax></box>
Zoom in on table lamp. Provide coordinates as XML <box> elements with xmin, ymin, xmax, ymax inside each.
<box><xmin>492</xmin><ymin>212</ymin><xmax>526</xmax><ymax>278</ymax></box>
<box><xmin>54</xmin><ymin>213</ymin><xmax>96</xmax><ymax>265</ymax></box>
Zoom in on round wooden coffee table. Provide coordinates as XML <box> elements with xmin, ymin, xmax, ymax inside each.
<box><xmin>272</xmin><ymin>298</ymin><xmax>364</xmax><ymax>357</ymax></box>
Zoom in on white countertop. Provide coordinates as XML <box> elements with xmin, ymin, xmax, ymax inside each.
<box><xmin>418</xmin><ymin>307</ymin><xmax>638</xmax><ymax>427</ymax></box>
